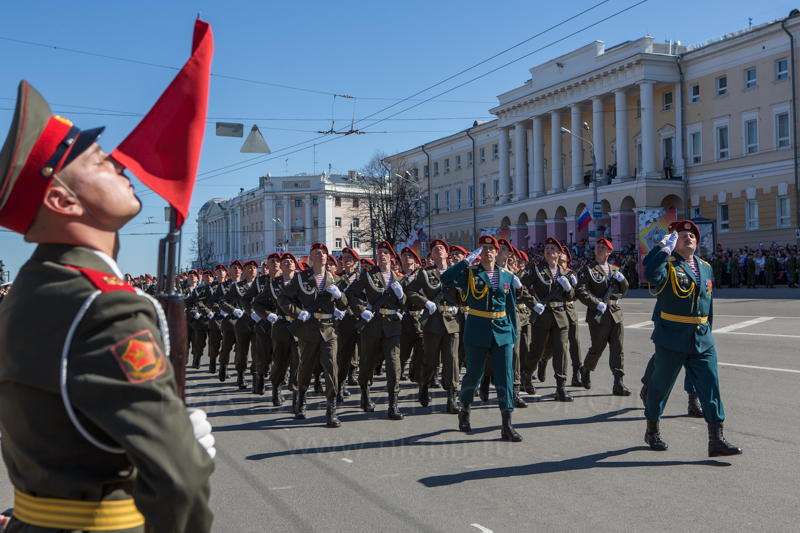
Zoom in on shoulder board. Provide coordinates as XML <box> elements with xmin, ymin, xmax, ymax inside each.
<box><xmin>67</xmin><ymin>266</ymin><xmax>136</xmax><ymax>294</ymax></box>
<box><xmin>699</xmin><ymin>259</ymin><xmax>710</xmax><ymax>266</ymax></box>
<box><xmin>668</xmin><ymin>257</ymin><xmax>676</xmax><ymax>262</ymax></box>
<box><xmin>270</xmin><ymin>277</ymin><xmax>282</xmax><ymax>283</ymax></box>
<box><xmin>396</xmin><ymin>272</ymin><xmax>404</xmax><ymax>277</ymax></box>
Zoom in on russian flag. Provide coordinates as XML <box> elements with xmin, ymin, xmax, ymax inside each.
<box><xmin>577</xmin><ymin>206</ymin><xmax>592</xmax><ymax>231</ymax></box>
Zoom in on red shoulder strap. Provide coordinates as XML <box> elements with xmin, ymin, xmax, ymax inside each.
<box><xmin>67</xmin><ymin>265</ymin><xmax>136</xmax><ymax>294</ymax></box>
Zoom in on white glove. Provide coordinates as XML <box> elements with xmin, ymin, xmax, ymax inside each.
<box><xmin>326</xmin><ymin>284</ymin><xmax>343</xmax><ymax>299</ymax></box>
<box><xmin>233</xmin><ymin>309</ymin><xmax>244</xmax><ymax>318</ymax></box>
<box><xmin>533</xmin><ymin>303</ymin><xmax>545</xmax><ymax>315</ymax></box>
<box><xmin>187</xmin><ymin>408</ymin><xmax>216</xmax><ymax>460</ymax></box>
<box><xmin>250</xmin><ymin>311</ymin><xmax>261</xmax><ymax>323</ymax></box>
<box><xmin>557</xmin><ymin>276</ymin><xmax>572</xmax><ymax>292</ymax></box>
<box><xmin>659</xmin><ymin>232</ymin><xmax>679</xmax><ymax>254</ymax></box>
<box><xmin>465</xmin><ymin>247</ymin><xmax>482</xmax><ymax>264</ymax></box>
<box><xmin>570</xmin><ymin>274</ymin><xmax>578</xmax><ymax>286</ymax></box>
<box><xmin>612</xmin><ymin>271</ymin><xmax>625</xmax><ymax>282</ymax></box>
<box><xmin>206</xmin><ymin>312</ymin><xmax>214</xmax><ymax>319</ymax></box>
<box><xmin>334</xmin><ymin>308</ymin><xmax>345</xmax><ymax>320</ymax></box>
<box><xmin>220</xmin><ymin>311</ymin><xmax>228</xmax><ymax>317</ymax></box>
<box><xmin>298</xmin><ymin>310</ymin><xmax>310</xmax><ymax>322</ymax></box>
<box><xmin>360</xmin><ymin>310</ymin><xmax>374</xmax><ymax>322</ymax></box>
<box><xmin>267</xmin><ymin>313</ymin><xmax>279</xmax><ymax>324</ymax></box>
<box><xmin>390</xmin><ymin>281</ymin><xmax>404</xmax><ymax>300</ymax></box>
<box><xmin>597</xmin><ymin>302</ymin><xmax>608</xmax><ymax>314</ymax></box>
<box><xmin>193</xmin><ymin>312</ymin><xmax>201</xmax><ymax>320</ymax></box>
<box><xmin>424</xmin><ymin>300</ymin><xmax>437</xmax><ymax>314</ymax></box>
<box><xmin>512</xmin><ymin>276</ymin><xmax>522</xmax><ymax>290</ymax></box>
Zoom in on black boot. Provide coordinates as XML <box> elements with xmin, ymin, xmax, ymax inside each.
<box><xmin>500</xmin><ymin>411</ymin><xmax>522</xmax><ymax>442</ymax></box>
<box><xmin>272</xmin><ymin>387</ymin><xmax>284</xmax><ymax>407</ymax></box>
<box><xmin>253</xmin><ymin>373</ymin><xmax>265</xmax><ymax>395</ymax></box>
<box><xmin>554</xmin><ymin>377</ymin><xmax>574</xmax><ymax>402</ymax></box>
<box><xmin>513</xmin><ymin>384</ymin><xmax>528</xmax><ymax>408</ymax></box>
<box><xmin>418</xmin><ymin>382</ymin><xmax>430</xmax><ymax>407</ymax></box>
<box><xmin>571</xmin><ymin>366</ymin><xmax>583</xmax><ymax>387</ymax></box>
<box><xmin>537</xmin><ymin>360</ymin><xmax>547</xmax><ymax>382</ymax></box>
<box><xmin>640</xmin><ymin>384</ymin><xmax>648</xmax><ymax>408</ymax></box>
<box><xmin>218</xmin><ymin>364</ymin><xmax>228</xmax><ymax>382</ymax></box>
<box><xmin>291</xmin><ymin>389</ymin><xmax>298</xmax><ymax>413</ymax></box>
<box><xmin>446</xmin><ymin>387</ymin><xmax>460</xmax><ymax>414</ymax></box>
<box><xmin>388</xmin><ymin>391</ymin><xmax>404</xmax><ymax>420</ymax></box>
<box><xmin>237</xmin><ymin>372</ymin><xmax>248</xmax><ymax>390</ymax></box>
<box><xmin>708</xmin><ymin>421</ymin><xmax>742</xmax><ymax>457</ymax></box>
<box><xmin>208</xmin><ymin>357</ymin><xmax>217</xmax><ymax>374</ymax></box>
<box><xmin>687</xmin><ymin>392</ymin><xmax>704</xmax><ymax>418</ymax></box>
<box><xmin>521</xmin><ymin>372</ymin><xmax>536</xmax><ymax>395</ymax></box>
<box><xmin>429</xmin><ymin>375</ymin><xmax>441</xmax><ymax>389</ymax></box>
<box><xmin>192</xmin><ymin>354</ymin><xmax>201</xmax><ymax>369</ymax></box>
<box><xmin>644</xmin><ymin>419</ymin><xmax>668</xmax><ymax>451</ymax></box>
<box><xmin>581</xmin><ymin>366</ymin><xmax>592</xmax><ymax>390</ymax></box>
<box><xmin>326</xmin><ymin>397</ymin><xmax>341</xmax><ymax>428</ymax></box>
<box><xmin>360</xmin><ymin>387</ymin><xmax>375</xmax><ymax>413</ymax></box>
<box><xmin>314</xmin><ymin>374</ymin><xmax>323</xmax><ymax>394</ymax></box>
<box><xmin>337</xmin><ymin>388</ymin><xmax>344</xmax><ymax>403</ymax></box>
<box><xmin>341</xmin><ymin>386</ymin><xmax>351</xmax><ymax>398</ymax></box>
<box><xmin>612</xmin><ymin>373</ymin><xmax>631</xmax><ymax>396</ymax></box>
<box><xmin>458</xmin><ymin>406</ymin><xmax>471</xmax><ymax>432</ymax></box>
<box><xmin>295</xmin><ymin>389</ymin><xmax>307</xmax><ymax>420</ymax></box>
<box><xmin>479</xmin><ymin>375</ymin><xmax>491</xmax><ymax>402</ymax></box>
<box><xmin>347</xmin><ymin>366</ymin><xmax>358</xmax><ymax>385</ymax></box>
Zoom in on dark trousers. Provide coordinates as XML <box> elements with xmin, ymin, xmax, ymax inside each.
<box><xmin>400</xmin><ymin>330</ymin><xmax>425</xmax><ymax>383</ymax></box>
<box><xmin>269</xmin><ymin>337</ymin><xmax>299</xmax><ymax>392</ymax></box>
<box><xmin>641</xmin><ymin>353</ymin><xmax>694</xmax><ymax>393</ymax></box>
<box><xmin>219</xmin><ymin>328</ymin><xmax>236</xmax><ymax>368</ymax></box>
<box><xmin>207</xmin><ymin>327</ymin><xmax>222</xmax><ymax>362</ymax></box>
<box><xmin>192</xmin><ymin>329</ymin><xmax>208</xmax><ymax>361</ymax></box>
<box><xmin>233</xmin><ymin>326</ymin><xmax>254</xmax><ymax>374</ymax></box>
<box><xmin>336</xmin><ymin>328</ymin><xmax>358</xmax><ymax>391</ymax></box>
<box><xmin>254</xmin><ymin>332</ymin><xmax>272</xmax><ymax>375</ymax></box>
<box><xmin>460</xmin><ymin>341</ymin><xmax>513</xmax><ymax>412</ymax></box>
<box><xmin>419</xmin><ymin>331</ymin><xmax>460</xmax><ymax>391</ymax></box>
<box><xmin>528</xmin><ymin>321</ymin><xmax>569</xmax><ymax>380</ymax></box>
<box><xmin>583</xmin><ymin>321</ymin><xmax>624</xmax><ymax>375</ymax></box>
<box><xmin>645</xmin><ymin>345</ymin><xmax>724</xmax><ymax>424</ymax></box>
<box><xmin>359</xmin><ymin>332</ymin><xmax>401</xmax><ymax>395</ymax></box>
<box><xmin>298</xmin><ymin>336</ymin><xmax>338</xmax><ymax>398</ymax></box>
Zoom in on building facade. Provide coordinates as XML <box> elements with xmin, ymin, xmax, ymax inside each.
<box><xmin>387</xmin><ymin>16</ymin><xmax>799</xmax><ymax>251</ymax></box>
<box><xmin>195</xmin><ymin>171</ymin><xmax>370</xmax><ymax>267</ymax></box>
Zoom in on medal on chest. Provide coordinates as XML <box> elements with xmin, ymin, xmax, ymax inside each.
<box><xmin>706</xmin><ymin>279</ymin><xmax>713</xmax><ymax>296</ymax></box>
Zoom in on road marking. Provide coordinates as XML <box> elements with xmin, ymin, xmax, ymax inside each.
<box><xmin>719</xmin><ymin>362</ymin><xmax>800</xmax><ymax>374</ymax></box>
<box><xmin>341</xmin><ymin>458</ymin><xmax>353</xmax><ymax>463</ymax></box>
<box><xmin>271</xmin><ymin>486</ymin><xmax>294</xmax><ymax>490</ymax></box>
<box><xmin>713</xmin><ymin>317</ymin><xmax>773</xmax><ymax>333</ymax></box>
<box><xmin>627</xmin><ymin>321</ymin><xmax>654</xmax><ymax>329</ymax></box>
<box><xmin>471</xmin><ymin>525</ymin><xmax>493</xmax><ymax>533</ymax></box>
<box><xmin>719</xmin><ymin>331</ymin><xmax>800</xmax><ymax>338</ymax></box>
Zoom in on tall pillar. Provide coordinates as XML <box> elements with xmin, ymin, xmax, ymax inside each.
<box><xmin>639</xmin><ymin>81</ymin><xmax>656</xmax><ymax>178</ymax></box>
<box><xmin>549</xmin><ymin>111</ymin><xmax>564</xmax><ymax>193</ymax></box>
<box><xmin>614</xmin><ymin>89</ymin><xmax>630</xmax><ymax>180</ymax></box>
<box><xmin>304</xmin><ymin>194</ymin><xmax>312</xmax><ymax>246</ymax></box>
<box><xmin>532</xmin><ymin>116</ymin><xmax>545</xmax><ymax>196</ymax></box>
<box><xmin>514</xmin><ymin>123</ymin><xmax>528</xmax><ymax>201</ymax></box>
<box><xmin>570</xmin><ymin>105</ymin><xmax>583</xmax><ymax>190</ymax></box>
<box><xmin>527</xmin><ymin>123</ymin><xmax>534</xmax><ymax>197</ymax></box>
<box><xmin>674</xmin><ymin>82</ymin><xmax>684</xmax><ymax>178</ymax></box>
<box><xmin>591</xmin><ymin>96</ymin><xmax>606</xmax><ymax>178</ymax></box>
<box><xmin>498</xmin><ymin>127</ymin><xmax>510</xmax><ymax>204</ymax></box>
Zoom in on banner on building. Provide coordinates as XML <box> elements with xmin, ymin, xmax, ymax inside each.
<box><xmin>637</xmin><ymin>208</ymin><xmax>676</xmax><ymax>285</ymax></box>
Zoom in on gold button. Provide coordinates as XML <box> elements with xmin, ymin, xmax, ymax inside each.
<box><xmin>42</xmin><ymin>166</ymin><xmax>54</xmax><ymax>177</ymax></box>
<box><xmin>697</xmin><ymin>326</ymin><xmax>700</xmax><ymax>329</ymax></box>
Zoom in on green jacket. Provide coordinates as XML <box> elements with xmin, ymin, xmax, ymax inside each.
<box><xmin>441</xmin><ymin>260</ymin><xmax>517</xmax><ymax>348</ymax></box>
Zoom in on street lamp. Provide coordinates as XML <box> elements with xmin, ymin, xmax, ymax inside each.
<box><xmin>392</xmin><ymin>171</ymin><xmax>425</xmax><ymax>254</ymax></box>
<box><xmin>561</xmin><ymin>124</ymin><xmax>599</xmax><ymax>246</ymax></box>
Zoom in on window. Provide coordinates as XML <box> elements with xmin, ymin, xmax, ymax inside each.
<box><xmin>294</xmin><ymin>238</ymin><xmax>303</xmax><ymax>247</ymax></box>
<box><xmin>777</xmin><ymin>113</ymin><xmax>790</xmax><ymax>148</ymax></box>
<box><xmin>776</xmin><ymin>58</ymin><xmax>789</xmax><ymax>81</ymax></box>
<box><xmin>779</xmin><ymin>197</ymin><xmax>791</xmax><ymax>227</ymax></box>
<box><xmin>445</xmin><ymin>191</ymin><xmax>450</xmax><ymax>212</ymax></box>
<box><xmin>636</xmin><ymin>99</ymin><xmax>641</xmax><ymax>118</ymax></box>
<box><xmin>468</xmin><ymin>151</ymin><xmax>473</xmax><ymax>166</ymax></box>
<box><xmin>468</xmin><ymin>185</ymin><xmax>474</xmax><ymax>208</ymax></box>
<box><xmin>456</xmin><ymin>188</ymin><xmax>462</xmax><ymax>210</ymax></box>
<box><xmin>719</xmin><ymin>204</ymin><xmax>729</xmax><ymax>232</ymax></box>
<box><xmin>692</xmin><ymin>206</ymin><xmax>701</xmax><ymax>218</ymax></box>
<box><xmin>690</xmin><ymin>132</ymin><xmax>702</xmax><ymax>164</ymax></box>
<box><xmin>455</xmin><ymin>155</ymin><xmax>461</xmax><ymax>169</ymax></box>
<box><xmin>413</xmin><ymin>168</ymin><xmax>419</xmax><ymax>179</ymax></box>
<box><xmin>335</xmin><ymin>197</ymin><xmax>341</xmax><ymax>207</ymax></box>
<box><xmin>716</xmin><ymin>76</ymin><xmax>727</xmax><ymax>96</ymax></box>
<box><xmin>663</xmin><ymin>91</ymin><xmax>673</xmax><ymax>111</ymax></box>
<box><xmin>433</xmin><ymin>162</ymin><xmax>439</xmax><ymax>175</ymax></box>
<box><xmin>353</xmin><ymin>218</ymin><xmax>359</xmax><ymax>228</ymax></box>
<box><xmin>352</xmin><ymin>239</ymin><xmax>360</xmax><ymax>250</ymax></box>
<box><xmin>509</xmin><ymin>140</ymin><xmax>513</xmax><ymax>154</ymax></box>
<box><xmin>294</xmin><ymin>218</ymin><xmax>302</xmax><ymax>229</ymax></box>
<box><xmin>334</xmin><ymin>217</ymin><xmax>342</xmax><ymax>227</ymax></box>
<box><xmin>353</xmin><ymin>198</ymin><xmax>359</xmax><ymax>208</ymax></box>
<box><xmin>444</xmin><ymin>159</ymin><xmax>450</xmax><ymax>173</ymax></box>
<box><xmin>313</xmin><ymin>217</ymin><xmax>318</xmax><ymax>228</ymax></box>
<box><xmin>480</xmin><ymin>183</ymin><xmax>487</xmax><ymax>205</ymax></box>
<box><xmin>717</xmin><ymin>126</ymin><xmax>729</xmax><ymax>160</ymax></box>
<box><xmin>312</xmin><ymin>196</ymin><xmax>318</xmax><ymax>206</ymax></box>
<box><xmin>745</xmin><ymin>119</ymin><xmax>759</xmax><ymax>154</ymax></box>
<box><xmin>480</xmin><ymin>148</ymin><xmax>486</xmax><ymax>163</ymax></box>
<box><xmin>690</xmin><ymin>84</ymin><xmax>700</xmax><ymax>104</ymax></box>
<box><xmin>434</xmin><ymin>193</ymin><xmax>439</xmax><ymax>214</ymax></box>
<box><xmin>492</xmin><ymin>144</ymin><xmax>499</xmax><ymax>159</ymax></box>
<box><xmin>744</xmin><ymin>68</ymin><xmax>756</xmax><ymax>90</ymax></box>
<box><xmin>276</xmin><ymin>198</ymin><xmax>283</xmax><ymax>207</ymax></box>
<box><xmin>335</xmin><ymin>238</ymin><xmax>342</xmax><ymax>248</ymax></box>
<box><xmin>295</xmin><ymin>197</ymin><xmax>302</xmax><ymax>207</ymax></box>
<box><xmin>424</xmin><ymin>165</ymin><xmax>429</xmax><ymax>179</ymax></box>
<box><xmin>746</xmin><ymin>200</ymin><xmax>759</xmax><ymax>230</ymax></box>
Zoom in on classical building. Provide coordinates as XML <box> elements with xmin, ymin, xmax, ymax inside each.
<box><xmin>195</xmin><ymin>171</ymin><xmax>370</xmax><ymax>266</ymax></box>
<box><xmin>387</xmin><ymin>15</ymin><xmax>799</xmax><ymax>251</ymax></box>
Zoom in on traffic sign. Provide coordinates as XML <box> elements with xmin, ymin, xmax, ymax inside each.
<box><xmin>588</xmin><ymin>231</ymin><xmax>596</xmax><ymax>237</ymax></box>
<box><xmin>592</xmin><ymin>201</ymin><xmax>602</xmax><ymax>219</ymax></box>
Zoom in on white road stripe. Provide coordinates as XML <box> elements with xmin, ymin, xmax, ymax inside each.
<box><xmin>713</xmin><ymin>317</ymin><xmax>773</xmax><ymax>333</ymax></box>
<box><xmin>341</xmin><ymin>458</ymin><xmax>353</xmax><ymax>463</ymax></box>
<box><xmin>719</xmin><ymin>362</ymin><xmax>800</xmax><ymax>374</ymax></box>
<box><xmin>471</xmin><ymin>525</ymin><xmax>493</xmax><ymax>533</ymax></box>
<box><xmin>627</xmin><ymin>321</ymin><xmax>654</xmax><ymax>329</ymax></box>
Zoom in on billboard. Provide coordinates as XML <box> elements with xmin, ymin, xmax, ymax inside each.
<box><xmin>637</xmin><ymin>208</ymin><xmax>677</xmax><ymax>285</ymax></box>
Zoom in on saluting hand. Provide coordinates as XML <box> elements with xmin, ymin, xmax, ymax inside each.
<box><xmin>659</xmin><ymin>232</ymin><xmax>679</xmax><ymax>254</ymax></box>
<box><xmin>465</xmin><ymin>248</ymin><xmax>482</xmax><ymax>264</ymax></box>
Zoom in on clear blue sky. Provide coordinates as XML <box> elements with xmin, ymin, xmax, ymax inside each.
<box><xmin>1</xmin><ymin>0</ymin><xmax>795</xmax><ymax>278</ymax></box>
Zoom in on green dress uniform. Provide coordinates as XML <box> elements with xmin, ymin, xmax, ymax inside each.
<box><xmin>765</xmin><ymin>255</ymin><xmax>778</xmax><ymax>288</ymax></box>
<box><xmin>711</xmin><ymin>257</ymin><xmax>723</xmax><ymax>288</ymax></box>
<box><xmin>440</xmin><ymin>260</ymin><xmax>517</xmax><ymax>413</ymax></box>
<box><xmin>729</xmin><ymin>258</ymin><xmax>740</xmax><ymax>287</ymax></box>
<box><xmin>0</xmin><ymin>245</ymin><xmax>213</xmax><ymax>532</ymax></box>
<box><xmin>334</xmin><ymin>271</ymin><xmax>360</xmax><ymax>396</ymax></box>
<box><xmin>745</xmin><ymin>257</ymin><xmax>756</xmax><ymax>288</ymax></box>
<box><xmin>787</xmin><ymin>255</ymin><xmax>797</xmax><ymax>287</ymax></box>
<box><xmin>185</xmin><ymin>285</ymin><xmax>209</xmax><ymax>369</ymax></box>
<box><xmin>398</xmin><ymin>268</ymin><xmax>425</xmax><ymax>384</ymax></box>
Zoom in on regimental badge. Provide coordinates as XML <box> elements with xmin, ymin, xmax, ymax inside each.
<box><xmin>504</xmin><ymin>282</ymin><xmax>510</xmax><ymax>293</ymax></box>
<box><xmin>111</xmin><ymin>329</ymin><xmax>167</xmax><ymax>383</ymax></box>
<box><xmin>706</xmin><ymin>279</ymin><xmax>713</xmax><ymax>296</ymax></box>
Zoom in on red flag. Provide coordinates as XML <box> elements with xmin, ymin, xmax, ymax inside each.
<box><xmin>111</xmin><ymin>20</ymin><xmax>214</xmax><ymax>227</ymax></box>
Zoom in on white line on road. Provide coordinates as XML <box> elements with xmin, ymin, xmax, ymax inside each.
<box><xmin>713</xmin><ymin>317</ymin><xmax>773</xmax><ymax>333</ymax></box>
<box><xmin>719</xmin><ymin>331</ymin><xmax>800</xmax><ymax>338</ymax></box>
<box><xmin>471</xmin><ymin>524</ymin><xmax>493</xmax><ymax>533</ymax></box>
<box><xmin>341</xmin><ymin>458</ymin><xmax>353</xmax><ymax>463</ymax></box>
<box><xmin>271</xmin><ymin>486</ymin><xmax>294</xmax><ymax>490</ymax></box>
<box><xmin>628</xmin><ymin>321</ymin><xmax>654</xmax><ymax>329</ymax></box>
<box><xmin>719</xmin><ymin>362</ymin><xmax>800</xmax><ymax>374</ymax></box>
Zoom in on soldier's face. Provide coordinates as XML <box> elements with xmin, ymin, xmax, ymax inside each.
<box><xmin>498</xmin><ymin>245</ymin><xmax>512</xmax><ymax>263</ymax></box>
<box><xmin>310</xmin><ymin>248</ymin><xmax>327</xmax><ymax>268</ymax></box>
<box><xmin>244</xmin><ymin>264</ymin><xmax>258</xmax><ymax>279</ymax></box>
<box><xmin>280</xmin><ymin>259</ymin><xmax>296</xmax><ymax>275</ymax></box>
<box><xmin>596</xmin><ymin>242</ymin><xmax>611</xmax><ymax>262</ymax></box>
<box><xmin>268</xmin><ymin>258</ymin><xmax>281</xmax><ymax>272</ymax></box>
<box><xmin>229</xmin><ymin>265</ymin><xmax>242</xmax><ymax>281</ymax></box>
<box><xmin>375</xmin><ymin>248</ymin><xmax>392</xmax><ymax>267</ymax></box>
<box><xmin>326</xmin><ymin>260</ymin><xmax>336</xmax><ymax>274</ymax></box>
<box><xmin>431</xmin><ymin>244</ymin><xmax>447</xmax><ymax>260</ymax></box>
<box><xmin>480</xmin><ymin>244</ymin><xmax>497</xmax><ymax>262</ymax></box>
<box><xmin>401</xmin><ymin>253</ymin><xmax>417</xmax><ymax>269</ymax></box>
<box><xmin>675</xmin><ymin>231</ymin><xmax>697</xmax><ymax>255</ymax></box>
<box><xmin>450</xmin><ymin>252</ymin><xmax>465</xmax><ymax>264</ymax></box>
<box><xmin>203</xmin><ymin>274</ymin><xmax>214</xmax><ymax>284</ymax></box>
<box><xmin>341</xmin><ymin>253</ymin><xmax>356</xmax><ymax>269</ymax></box>
<box><xmin>544</xmin><ymin>244</ymin><xmax>561</xmax><ymax>261</ymax></box>
<box><xmin>215</xmin><ymin>268</ymin><xmax>227</xmax><ymax>281</ymax></box>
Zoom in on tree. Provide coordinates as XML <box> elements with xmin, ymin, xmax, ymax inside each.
<box><xmin>189</xmin><ymin>234</ymin><xmax>215</xmax><ymax>272</ymax></box>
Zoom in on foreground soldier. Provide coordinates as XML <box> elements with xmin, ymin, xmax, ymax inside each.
<box><xmin>642</xmin><ymin>220</ymin><xmax>742</xmax><ymax>457</ymax></box>
<box><xmin>0</xmin><ymin>81</ymin><xmax>213</xmax><ymax>531</ymax></box>
<box><xmin>335</xmin><ymin>247</ymin><xmax>361</xmax><ymax>396</ymax></box>
<box><xmin>217</xmin><ymin>260</ymin><xmax>242</xmax><ymax>381</ymax></box>
<box><xmin>398</xmin><ymin>246</ymin><xmax>425</xmax><ymax>385</ymax></box>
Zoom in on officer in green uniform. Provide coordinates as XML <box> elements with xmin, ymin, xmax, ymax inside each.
<box><xmin>729</xmin><ymin>254</ymin><xmax>740</xmax><ymax>288</ymax></box>
<box><xmin>745</xmin><ymin>255</ymin><xmax>756</xmax><ymax>288</ymax></box>
<box><xmin>711</xmin><ymin>254</ymin><xmax>723</xmax><ymax>288</ymax></box>
<box><xmin>642</xmin><ymin>220</ymin><xmax>742</xmax><ymax>457</ymax></box>
<box><xmin>0</xmin><ymin>81</ymin><xmax>213</xmax><ymax>532</ymax></box>
<box><xmin>765</xmin><ymin>251</ymin><xmax>778</xmax><ymax>288</ymax></box>
<box><xmin>441</xmin><ymin>235</ymin><xmax>522</xmax><ymax>442</ymax></box>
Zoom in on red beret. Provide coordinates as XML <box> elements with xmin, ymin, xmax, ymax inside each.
<box><xmin>596</xmin><ymin>238</ymin><xmax>614</xmax><ymax>251</ymax></box>
<box><xmin>400</xmin><ymin>246</ymin><xmax>422</xmax><ymax>264</ymax></box>
<box><xmin>561</xmin><ymin>245</ymin><xmax>572</xmax><ymax>263</ymax></box>
<box><xmin>229</xmin><ymin>260</ymin><xmax>243</xmax><ymax>269</ymax></box>
<box><xmin>299</xmin><ymin>261</ymin><xmax>310</xmax><ymax>271</ymax></box>
<box><xmin>449</xmin><ymin>245</ymin><xmax>467</xmax><ymax>255</ymax></box>
<box><xmin>497</xmin><ymin>238</ymin><xmax>513</xmax><ymax>251</ymax></box>
<box><xmin>519</xmin><ymin>250</ymin><xmax>529</xmax><ymax>262</ymax></box>
<box><xmin>511</xmin><ymin>246</ymin><xmax>522</xmax><ymax>260</ymax></box>
<box><xmin>203</xmin><ymin>270</ymin><xmax>215</xmax><ymax>277</ymax></box>
<box><xmin>341</xmin><ymin>247</ymin><xmax>361</xmax><ymax>261</ymax></box>
<box><xmin>243</xmin><ymin>259</ymin><xmax>258</xmax><ymax>268</ymax></box>
<box><xmin>310</xmin><ymin>242</ymin><xmax>329</xmax><ymax>254</ymax></box>
<box><xmin>478</xmin><ymin>235</ymin><xmax>499</xmax><ymax>248</ymax></box>
<box><xmin>360</xmin><ymin>258</ymin><xmax>374</xmax><ymax>266</ymax></box>
<box><xmin>280</xmin><ymin>253</ymin><xmax>298</xmax><ymax>267</ymax></box>
<box><xmin>214</xmin><ymin>263</ymin><xmax>229</xmax><ymax>273</ymax></box>
<box><xmin>145</xmin><ymin>274</ymin><xmax>153</xmax><ymax>280</ymax></box>
<box><xmin>376</xmin><ymin>241</ymin><xmax>395</xmax><ymax>255</ymax></box>
<box><xmin>327</xmin><ymin>255</ymin><xmax>338</xmax><ymax>267</ymax></box>
<box><xmin>266</xmin><ymin>252</ymin><xmax>281</xmax><ymax>261</ymax></box>
<box><xmin>429</xmin><ymin>239</ymin><xmax>448</xmax><ymax>252</ymax></box>
<box><xmin>669</xmin><ymin>220</ymin><xmax>701</xmax><ymax>242</ymax></box>
<box><xmin>544</xmin><ymin>237</ymin><xmax>561</xmax><ymax>248</ymax></box>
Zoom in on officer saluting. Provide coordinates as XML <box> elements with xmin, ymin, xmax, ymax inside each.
<box><xmin>0</xmin><ymin>82</ymin><xmax>213</xmax><ymax>531</ymax></box>
<box><xmin>642</xmin><ymin>220</ymin><xmax>742</xmax><ymax>457</ymax></box>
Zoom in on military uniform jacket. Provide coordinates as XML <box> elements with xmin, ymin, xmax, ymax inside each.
<box><xmin>185</xmin><ymin>286</ymin><xmax>210</xmax><ymax>331</ymax></box>
<box><xmin>345</xmin><ymin>267</ymin><xmax>407</xmax><ymax>339</ymax></box>
<box><xmin>277</xmin><ymin>270</ymin><xmax>348</xmax><ymax>343</ymax></box>
<box><xmin>399</xmin><ymin>269</ymin><xmax>424</xmax><ymax>335</ymax></box>
<box><xmin>440</xmin><ymin>260</ymin><xmax>517</xmax><ymax>348</ymax></box>
<box><xmin>0</xmin><ymin>245</ymin><xmax>213</xmax><ymax>531</ymax></box>
<box><xmin>512</xmin><ymin>269</ymin><xmax>533</xmax><ymax>327</ymax></box>
<box><xmin>644</xmin><ymin>245</ymin><xmax>715</xmax><ymax>354</ymax></box>
<box><xmin>406</xmin><ymin>266</ymin><xmax>461</xmax><ymax>335</ymax></box>
<box><xmin>519</xmin><ymin>263</ymin><xmax>575</xmax><ymax>329</ymax></box>
<box><xmin>255</xmin><ymin>276</ymin><xmax>295</xmax><ymax>343</ymax></box>
<box><xmin>336</xmin><ymin>270</ymin><xmax>361</xmax><ymax>337</ymax></box>
<box><xmin>575</xmin><ymin>261</ymin><xmax>629</xmax><ymax>325</ymax></box>
<box><xmin>252</xmin><ymin>277</ymin><xmax>282</xmax><ymax>337</ymax></box>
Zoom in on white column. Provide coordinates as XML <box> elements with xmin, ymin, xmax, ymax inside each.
<box><xmin>304</xmin><ymin>194</ymin><xmax>312</xmax><ymax>245</ymax></box>
<box><xmin>498</xmin><ymin>127</ymin><xmax>510</xmax><ymax>204</ymax></box>
<box><xmin>526</xmin><ymin>123</ymin><xmax>534</xmax><ymax>197</ymax></box>
<box><xmin>591</xmin><ymin>96</ymin><xmax>606</xmax><ymax>177</ymax></box>
<box><xmin>674</xmin><ymin>82</ymin><xmax>684</xmax><ymax>178</ymax></box>
<box><xmin>514</xmin><ymin>122</ymin><xmax>528</xmax><ymax>201</ymax></box>
<box><xmin>549</xmin><ymin>111</ymin><xmax>564</xmax><ymax>193</ymax></box>
<box><xmin>570</xmin><ymin>105</ymin><xmax>583</xmax><ymax>189</ymax></box>
<box><xmin>614</xmin><ymin>89</ymin><xmax>630</xmax><ymax>180</ymax></box>
<box><xmin>532</xmin><ymin>116</ymin><xmax>545</xmax><ymax>196</ymax></box>
<box><xmin>264</xmin><ymin>195</ymin><xmax>275</xmax><ymax>252</ymax></box>
<box><xmin>639</xmin><ymin>81</ymin><xmax>656</xmax><ymax>178</ymax></box>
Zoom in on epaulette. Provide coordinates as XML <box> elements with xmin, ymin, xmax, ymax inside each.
<box><xmin>668</xmin><ymin>256</ymin><xmax>676</xmax><ymax>262</ymax></box>
<box><xmin>396</xmin><ymin>272</ymin><xmax>405</xmax><ymax>277</ymax></box>
<box><xmin>67</xmin><ymin>266</ymin><xmax>136</xmax><ymax>294</ymax></box>
<box><xmin>699</xmin><ymin>258</ymin><xmax>710</xmax><ymax>266</ymax></box>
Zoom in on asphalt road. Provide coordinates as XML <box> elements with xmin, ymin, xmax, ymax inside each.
<box><xmin>1</xmin><ymin>290</ymin><xmax>798</xmax><ymax>532</ymax></box>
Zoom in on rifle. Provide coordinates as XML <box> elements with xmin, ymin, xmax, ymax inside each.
<box><xmin>286</xmin><ymin>277</ymin><xmax>349</xmax><ymax>335</ymax></box>
<box><xmin>354</xmin><ymin>288</ymin><xmax>400</xmax><ymax>332</ymax></box>
<box><xmin>594</xmin><ymin>279</ymin><xmax>619</xmax><ymax>323</ymax></box>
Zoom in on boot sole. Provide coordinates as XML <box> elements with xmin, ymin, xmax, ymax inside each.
<box><xmin>709</xmin><ymin>449</ymin><xmax>742</xmax><ymax>457</ymax></box>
